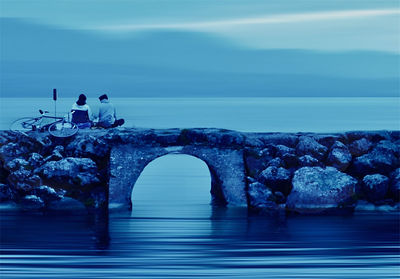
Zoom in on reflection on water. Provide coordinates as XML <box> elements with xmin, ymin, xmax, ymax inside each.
<box><xmin>1</xmin><ymin>210</ymin><xmax>399</xmax><ymax>279</ymax></box>
<box><xmin>1</xmin><ymin>152</ymin><xmax>399</xmax><ymax>278</ymax></box>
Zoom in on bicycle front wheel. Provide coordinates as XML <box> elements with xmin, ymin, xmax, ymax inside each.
<box><xmin>10</xmin><ymin>117</ymin><xmax>40</xmax><ymax>133</ymax></box>
<box><xmin>48</xmin><ymin>121</ymin><xmax>79</xmax><ymax>138</ymax></box>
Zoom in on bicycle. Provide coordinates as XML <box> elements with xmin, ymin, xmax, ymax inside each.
<box><xmin>10</xmin><ymin>109</ymin><xmax>79</xmax><ymax>138</ymax></box>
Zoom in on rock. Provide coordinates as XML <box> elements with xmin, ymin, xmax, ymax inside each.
<box><xmin>8</xmin><ymin>170</ymin><xmax>41</xmax><ymax>194</ymax></box>
<box><xmin>351</xmin><ymin>140</ymin><xmax>399</xmax><ymax>177</ymax></box>
<box><xmin>298</xmin><ymin>155</ymin><xmax>320</xmax><ymax>167</ymax></box>
<box><xmin>0</xmin><ymin>183</ymin><xmax>13</xmax><ymax>201</ymax></box>
<box><xmin>44</xmin><ymin>148</ymin><xmax>64</xmax><ymax>162</ymax></box>
<box><xmin>244</xmin><ymin>148</ymin><xmax>274</xmax><ymax>177</ymax></box>
<box><xmin>362</xmin><ymin>174</ymin><xmax>389</xmax><ymax>203</ymax></box>
<box><xmin>34</xmin><ymin>185</ymin><xmax>62</xmax><ymax>203</ymax></box>
<box><xmin>35</xmin><ymin>157</ymin><xmax>100</xmax><ymax>186</ymax></box>
<box><xmin>258</xmin><ymin>166</ymin><xmax>292</xmax><ymax>195</ymax></box>
<box><xmin>248</xmin><ymin>182</ymin><xmax>276</xmax><ymax>208</ymax></box>
<box><xmin>258</xmin><ymin>134</ymin><xmax>299</xmax><ymax>148</ymax></box>
<box><xmin>28</xmin><ymin>153</ymin><xmax>44</xmax><ymax>169</ymax></box>
<box><xmin>274</xmin><ymin>191</ymin><xmax>286</xmax><ymax>204</ymax></box>
<box><xmin>282</xmin><ymin>153</ymin><xmax>298</xmax><ymax>168</ymax></box>
<box><xmin>327</xmin><ymin>141</ymin><xmax>352</xmax><ymax>171</ymax></box>
<box><xmin>47</xmin><ymin>197</ymin><xmax>87</xmax><ymax>212</ymax></box>
<box><xmin>389</xmin><ymin>168</ymin><xmax>400</xmax><ymax>201</ymax></box>
<box><xmin>296</xmin><ymin>136</ymin><xmax>328</xmax><ymax>161</ymax></box>
<box><xmin>345</xmin><ymin>131</ymin><xmax>390</xmax><ymax>143</ymax></box>
<box><xmin>5</xmin><ymin>158</ymin><xmax>30</xmax><ymax>172</ymax></box>
<box><xmin>247</xmin><ymin>176</ymin><xmax>257</xmax><ymax>184</ymax></box>
<box><xmin>287</xmin><ymin>167</ymin><xmax>357</xmax><ymax>213</ymax></box>
<box><xmin>267</xmin><ymin>157</ymin><xmax>284</xmax><ymax>168</ymax></box>
<box><xmin>48</xmin><ymin>197</ymin><xmax>87</xmax><ymax>211</ymax></box>
<box><xmin>349</xmin><ymin>138</ymin><xmax>372</xmax><ymax>157</ymax></box>
<box><xmin>315</xmin><ymin>134</ymin><xmax>345</xmax><ymax>149</ymax></box>
<box><xmin>354</xmin><ymin>200</ymin><xmax>376</xmax><ymax>211</ymax></box>
<box><xmin>0</xmin><ymin>142</ymin><xmax>29</xmax><ymax>162</ymax></box>
<box><xmin>20</xmin><ymin>195</ymin><xmax>45</xmax><ymax>210</ymax></box>
<box><xmin>275</xmin><ymin>145</ymin><xmax>295</xmax><ymax>157</ymax></box>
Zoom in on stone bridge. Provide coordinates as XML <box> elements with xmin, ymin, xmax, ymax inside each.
<box><xmin>109</xmin><ymin>132</ymin><xmax>247</xmax><ymax>209</ymax></box>
<box><xmin>0</xmin><ymin>128</ymin><xmax>398</xmax><ymax>213</ymax></box>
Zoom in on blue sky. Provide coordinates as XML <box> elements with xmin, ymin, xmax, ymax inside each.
<box><xmin>1</xmin><ymin>0</ymin><xmax>399</xmax><ymax>97</ymax></box>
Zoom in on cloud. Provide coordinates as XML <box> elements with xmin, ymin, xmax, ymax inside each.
<box><xmin>92</xmin><ymin>9</ymin><xmax>400</xmax><ymax>31</ymax></box>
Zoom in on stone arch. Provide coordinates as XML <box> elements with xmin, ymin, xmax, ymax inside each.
<box><xmin>109</xmin><ymin>145</ymin><xmax>247</xmax><ymax>210</ymax></box>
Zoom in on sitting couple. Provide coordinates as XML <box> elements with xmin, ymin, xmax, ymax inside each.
<box><xmin>71</xmin><ymin>94</ymin><xmax>125</xmax><ymax>129</ymax></box>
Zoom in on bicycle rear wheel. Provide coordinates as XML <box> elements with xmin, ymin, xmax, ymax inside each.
<box><xmin>48</xmin><ymin>121</ymin><xmax>79</xmax><ymax>138</ymax></box>
<box><xmin>10</xmin><ymin>117</ymin><xmax>40</xmax><ymax>133</ymax></box>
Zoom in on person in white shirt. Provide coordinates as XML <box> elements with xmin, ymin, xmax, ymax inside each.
<box><xmin>97</xmin><ymin>94</ymin><xmax>124</xmax><ymax>128</ymax></box>
<box><xmin>71</xmin><ymin>94</ymin><xmax>94</xmax><ymax>129</ymax></box>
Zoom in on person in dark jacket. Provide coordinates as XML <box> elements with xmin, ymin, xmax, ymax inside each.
<box><xmin>71</xmin><ymin>94</ymin><xmax>94</xmax><ymax>129</ymax></box>
<box><xmin>97</xmin><ymin>94</ymin><xmax>124</xmax><ymax>128</ymax></box>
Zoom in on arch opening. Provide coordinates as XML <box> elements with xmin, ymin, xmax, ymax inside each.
<box><xmin>130</xmin><ymin>154</ymin><xmax>224</xmax><ymax>217</ymax></box>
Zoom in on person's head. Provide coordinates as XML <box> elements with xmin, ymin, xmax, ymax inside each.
<box><xmin>76</xmin><ymin>94</ymin><xmax>87</xmax><ymax>106</ymax></box>
<box><xmin>99</xmin><ymin>94</ymin><xmax>108</xmax><ymax>102</ymax></box>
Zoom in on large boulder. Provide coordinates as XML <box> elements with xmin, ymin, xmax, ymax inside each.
<box><xmin>351</xmin><ymin>140</ymin><xmax>399</xmax><ymax>177</ymax></box>
<box><xmin>389</xmin><ymin>168</ymin><xmax>400</xmax><ymax>201</ymax></box>
<box><xmin>349</xmin><ymin>138</ymin><xmax>372</xmax><ymax>157</ymax></box>
<box><xmin>296</xmin><ymin>136</ymin><xmax>328</xmax><ymax>161</ymax></box>
<box><xmin>248</xmin><ymin>182</ymin><xmax>276</xmax><ymax>208</ymax></box>
<box><xmin>258</xmin><ymin>166</ymin><xmax>292</xmax><ymax>195</ymax></box>
<box><xmin>362</xmin><ymin>174</ymin><xmax>389</xmax><ymax>203</ymax></box>
<box><xmin>287</xmin><ymin>167</ymin><xmax>357</xmax><ymax>213</ymax></box>
<box><xmin>35</xmin><ymin>157</ymin><xmax>100</xmax><ymax>186</ymax></box>
<box><xmin>327</xmin><ymin>141</ymin><xmax>352</xmax><ymax>171</ymax></box>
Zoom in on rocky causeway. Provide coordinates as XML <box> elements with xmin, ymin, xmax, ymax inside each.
<box><xmin>0</xmin><ymin>128</ymin><xmax>399</xmax><ymax>215</ymax></box>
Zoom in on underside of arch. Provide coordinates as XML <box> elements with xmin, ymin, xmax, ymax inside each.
<box><xmin>109</xmin><ymin>145</ymin><xmax>247</xmax><ymax>210</ymax></box>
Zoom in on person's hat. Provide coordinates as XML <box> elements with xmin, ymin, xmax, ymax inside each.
<box><xmin>99</xmin><ymin>94</ymin><xmax>108</xmax><ymax>101</ymax></box>
<box><xmin>77</xmin><ymin>94</ymin><xmax>87</xmax><ymax>106</ymax></box>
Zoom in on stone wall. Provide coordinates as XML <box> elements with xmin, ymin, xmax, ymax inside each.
<box><xmin>0</xmin><ymin>128</ymin><xmax>398</xmax><ymax>214</ymax></box>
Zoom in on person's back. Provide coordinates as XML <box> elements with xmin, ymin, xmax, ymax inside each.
<box><xmin>71</xmin><ymin>94</ymin><xmax>93</xmax><ymax>129</ymax></box>
<box><xmin>98</xmin><ymin>99</ymin><xmax>116</xmax><ymax>128</ymax></box>
<box><xmin>97</xmin><ymin>94</ymin><xmax>124</xmax><ymax>128</ymax></box>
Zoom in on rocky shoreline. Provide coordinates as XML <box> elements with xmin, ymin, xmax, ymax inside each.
<box><xmin>0</xmin><ymin>128</ymin><xmax>399</xmax><ymax>214</ymax></box>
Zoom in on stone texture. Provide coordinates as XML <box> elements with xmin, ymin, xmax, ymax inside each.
<box><xmin>389</xmin><ymin>168</ymin><xmax>400</xmax><ymax>201</ymax></box>
<box><xmin>296</xmin><ymin>136</ymin><xmax>328</xmax><ymax>161</ymax></box>
<box><xmin>248</xmin><ymin>182</ymin><xmax>276</xmax><ymax>208</ymax></box>
<box><xmin>35</xmin><ymin>157</ymin><xmax>100</xmax><ymax>186</ymax></box>
<box><xmin>0</xmin><ymin>183</ymin><xmax>13</xmax><ymax>201</ymax></box>
<box><xmin>20</xmin><ymin>195</ymin><xmax>45</xmax><ymax>210</ymax></box>
<box><xmin>362</xmin><ymin>174</ymin><xmax>389</xmax><ymax>203</ymax></box>
<box><xmin>349</xmin><ymin>138</ymin><xmax>372</xmax><ymax>157</ymax></box>
<box><xmin>258</xmin><ymin>166</ymin><xmax>292</xmax><ymax>195</ymax></box>
<box><xmin>351</xmin><ymin>140</ymin><xmax>399</xmax><ymax>177</ymax></box>
<box><xmin>34</xmin><ymin>185</ymin><xmax>62</xmax><ymax>203</ymax></box>
<box><xmin>48</xmin><ymin>197</ymin><xmax>86</xmax><ymax>212</ymax></box>
<box><xmin>287</xmin><ymin>167</ymin><xmax>357</xmax><ymax>213</ymax></box>
<box><xmin>327</xmin><ymin>141</ymin><xmax>352</xmax><ymax>171</ymax></box>
<box><xmin>298</xmin><ymin>155</ymin><xmax>320</xmax><ymax>167</ymax></box>
<box><xmin>6</xmin><ymin>158</ymin><xmax>30</xmax><ymax>172</ymax></box>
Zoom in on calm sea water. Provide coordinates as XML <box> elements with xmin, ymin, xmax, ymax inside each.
<box><xmin>1</xmin><ymin>97</ymin><xmax>399</xmax><ymax>132</ymax></box>
<box><xmin>1</xmin><ymin>98</ymin><xmax>399</xmax><ymax>278</ymax></box>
